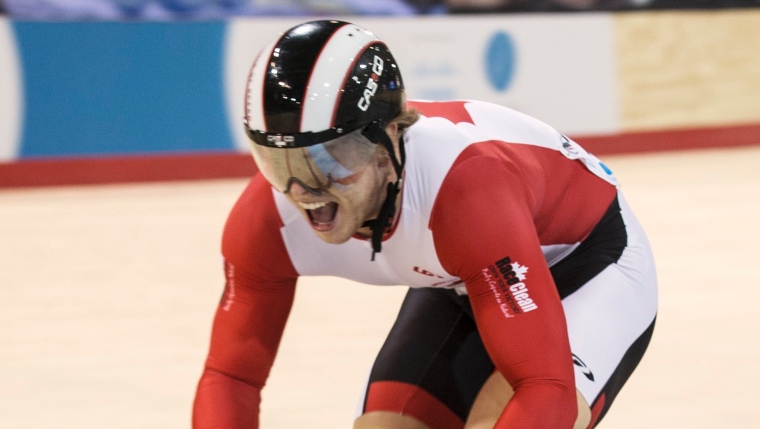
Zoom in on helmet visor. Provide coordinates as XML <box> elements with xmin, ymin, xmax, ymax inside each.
<box><xmin>251</xmin><ymin>129</ymin><xmax>379</xmax><ymax>194</ymax></box>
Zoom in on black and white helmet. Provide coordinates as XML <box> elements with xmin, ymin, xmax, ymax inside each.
<box><xmin>244</xmin><ymin>20</ymin><xmax>406</xmax><ymax>259</ymax></box>
<box><xmin>244</xmin><ymin>20</ymin><xmax>404</xmax><ymax>150</ymax></box>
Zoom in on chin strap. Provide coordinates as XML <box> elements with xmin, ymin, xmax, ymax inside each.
<box><xmin>361</xmin><ymin>121</ymin><xmax>406</xmax><ymax>261</ymax></box>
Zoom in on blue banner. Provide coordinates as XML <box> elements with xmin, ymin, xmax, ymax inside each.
<box><xmin>12</xmin><ymin>21</ymin><xmax>235</xmax><ymax>157</ymax></box>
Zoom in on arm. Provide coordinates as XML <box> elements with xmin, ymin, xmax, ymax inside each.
<box><xmin>192</xmin><ymin>262</ymin><xmax>296</xmax><ymax>428</ymax></box>
<box><xmin>431</xmin><ymin>155</ymin><xmax>577</xmax><ymax>428</ymax></box>
<box><xmin>193</xmin><ymin>175</ymin><xmax>299</xmax><ymax>428</ymax></box>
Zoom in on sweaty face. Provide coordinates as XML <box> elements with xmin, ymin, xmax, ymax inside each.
<box><xmin>284</xmin><ymin>151</ymin><xmax>392</xmax><ymax>244</ymax></box>
<box><xmin>252</xmin><ymin>124</ymin><xmax>401</xmax><ymax>244</ymax></box>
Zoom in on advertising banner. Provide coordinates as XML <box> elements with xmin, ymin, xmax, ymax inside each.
<box><xmin>225</xmin><ymin>15</ymin><xmax>619</xmax><ymax>151</ymax></box>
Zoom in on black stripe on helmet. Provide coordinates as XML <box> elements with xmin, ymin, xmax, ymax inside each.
<box><xmin>262</xmin><ymin>20</ymin><xmax>347</xmax><ymax>134</ymax></box>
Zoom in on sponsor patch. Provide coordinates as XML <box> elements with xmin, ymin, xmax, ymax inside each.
<box><xmin>481</xmin><ymin>256</ymin><xmax>537</xmax><ymax>318</ymax></box>
<box><xmin>221</xmin><ymin>261</ymin><xmax>236</xmax><ymax>311</ymax></box>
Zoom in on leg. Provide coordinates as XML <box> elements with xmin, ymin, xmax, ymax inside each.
<box><xmin>354</xmin><ymin>412</ymin><xmax>430</xmax><ymax>429</ymax></box>
<box><xmin>464</xmin><ymin>371</ymin><xmax>591</xmax><ymax>429</ymax></box>
<box><xmin>550</xmin><ymin>193</ymin><xmax>658</xmax><ymax>427</ymax></box>
<box><xmin>462</xmin><ymin>193</ymin><xmax>653</xmax><ymax>429</ymax></box>
<box><xmin>354</xmin><ymin>287</ymin><xmax>494</xmax><ymax>429</ymax></box>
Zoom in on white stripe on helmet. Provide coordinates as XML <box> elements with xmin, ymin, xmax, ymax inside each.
<box><xmin>300</xmin><ymin>24</ymin><xmax>379</xmax><ymax>133</ymax></box>
<box><xmin>244</xmin><ymin>39</ymin><xmax>278</xmax><ymax>132</ymax></box>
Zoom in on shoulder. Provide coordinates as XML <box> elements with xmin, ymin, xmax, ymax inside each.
<box><xmin>222</xmin><ymin>174</ymin><xmax>298</xmax><ymax>282</ymax></box>
<box><xmin>408</xmin><ymin>99</ymin><xmax>543</xmax><ymax>126</ymax></box>
<box><xmin>408</xmin><ymin>99</ymin><xmax>509</xmax><ymax>121</ymax></box>
<box><xmin>431</xmin><ymin>151</ymin><xmax>534</xmax><ymax>225</ymax></box>
<box><xmin>428</xmin><ymin>153</ymin><xmax>538</xmax><ymax>279</ymax></box>
<box><xmin>407</xmin><ymin>99</ymin><xmax>563</xmax><ymax>150</ymax></box>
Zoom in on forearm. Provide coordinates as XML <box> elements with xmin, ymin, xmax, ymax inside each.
<box><xmin>193</xmin><ymin>261</ymin><xmax>297</xmax><ymax>429</ymax></box>
<box><xmin>193</xmin><ymin>368</ymin><xmax>263</xmax><ymax>428</ymax></box>
<box><xmin>494</xmin><ymin>382</ymin><xmax>577</xmax><ymax>429</ymax></box>
<box><xmin>469</xmin><ymin>287</ymin><xmax>578</xmax><ymax>428</ymax></box>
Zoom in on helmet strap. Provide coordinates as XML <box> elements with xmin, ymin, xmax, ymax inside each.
<box><xmin>361</xmin><ymin>121</ymin><xmax>406</xmax><ymax>261</ymax></box>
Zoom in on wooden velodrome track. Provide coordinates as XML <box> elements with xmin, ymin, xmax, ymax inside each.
<box><xmin>1</xmin><ymin>144</ymin><xmax>759</xmax><ymax>428</ymax></box>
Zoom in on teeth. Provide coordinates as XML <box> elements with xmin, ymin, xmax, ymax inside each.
<box><xmin>299</xmin><ymin>201</ymin><xmax>328</xmax><ymax>210</ymax></box>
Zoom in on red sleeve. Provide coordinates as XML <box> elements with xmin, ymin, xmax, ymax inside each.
<box><xmin>430</xmin><ymin>155</ymin><xmax>577</xmax><ymax>428</ymax></box>
<box><xmin>193</xmin><ymin>175</ymin><xmax>298</xmax><ymax>428</ymax></box>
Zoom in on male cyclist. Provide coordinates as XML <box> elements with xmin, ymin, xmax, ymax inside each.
<box><xmin>193</xmin><ymin>20</ymin><xmax>657</xmax><ymax>429</ymax></box>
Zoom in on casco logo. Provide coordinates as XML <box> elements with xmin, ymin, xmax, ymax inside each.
<box><xmin>266</xmin><ymin>134</ymin><xmax>295</xmax><ymax>147</ymax></box>
<box><xmin>357</xmin><ymin>55</ymin><xmax>384</xmax><ymax>112</ymax></box>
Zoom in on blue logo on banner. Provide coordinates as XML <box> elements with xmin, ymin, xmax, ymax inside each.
<box><xmin>485</xmin><ymin>31</ymin><xmax>516</xmax><ymax>92</ymax></box>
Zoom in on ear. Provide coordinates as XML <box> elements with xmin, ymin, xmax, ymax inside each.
<box><xmin>376</xmin><ymin>148</ymin><xmax>392</xmax><ymax>168</ymax></box>
<box><xmin>385</xmin><ymin>121</ymin><xmax>399</xmax><ymax>137</ymax></box>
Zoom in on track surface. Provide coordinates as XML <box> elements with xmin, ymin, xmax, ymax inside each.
<box><xmin>1</xmin><ymin>146</ymin><xmax>758</xmax><ymax>428</ymax></box>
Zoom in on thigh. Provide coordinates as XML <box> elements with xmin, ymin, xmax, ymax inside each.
<box><xmin>553</xmin><ymin>193</ymin><xmax>658</xmax><ymax>427</ymax></box>
<box><xmin>356</xmin><ymin>287</ymin><xmax>494</xmax><ymax>429</ymax></box>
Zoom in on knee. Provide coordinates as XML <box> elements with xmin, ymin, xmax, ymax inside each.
<box><xmin>574</xmin><ymin>392</ymin><xmax>592</xmax><ymax>429</ymax></box>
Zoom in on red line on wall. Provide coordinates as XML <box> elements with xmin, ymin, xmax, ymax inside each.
<box><xmin>573</xmin><ymin>123</ymin><xmax>760</xmax><ymax>155</ymax></box>
<box><xmin>1</xmin><ymin>123</ymin><xmax>759</xmax><ymax>188</ymax></box>
<box><xmin>0</xmin><ymin>151</ymin><xmax>257</xmax><ymax>188</ymax></box>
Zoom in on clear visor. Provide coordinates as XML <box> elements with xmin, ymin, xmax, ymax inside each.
<box><xmin>251</xmin><ymin>129</ymin><xmax>379</xmax><ymax>194</ymax></box>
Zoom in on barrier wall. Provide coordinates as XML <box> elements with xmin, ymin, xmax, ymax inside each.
<box><xmin>616</xmin><ymin>10</ymin><xmax>760</xmax><ymax>130</ymax></box>
<box><xmin>1</xmin><ymin>10</ymin><xmax>758</xmax><ymax>186</ymax></box>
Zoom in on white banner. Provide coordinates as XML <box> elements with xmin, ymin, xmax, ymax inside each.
<box><xmin>225</xmin><ymin>15</ymin><xmax>620</xmax><ymax>151</ymax></box>
<box><xmin>0</xmin><ymin>19</ymin><xmax>23</xmax><ymax>162</ymax></box>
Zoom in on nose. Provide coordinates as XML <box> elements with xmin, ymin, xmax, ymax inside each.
<box><xmin>287</xmin><ymin>180</ymin><xmax>309</xmax><ymax>195</ymax></box>
<box><xmin>285</xmin><ymin>177</ymin><xmax>324</xmax><ymax>196</ymax></box>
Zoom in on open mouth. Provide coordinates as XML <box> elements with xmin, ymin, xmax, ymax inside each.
<box><xmin>301</xmin><ymin>201</ymin><xmax>338</xmax><ymax>231</ymax></box>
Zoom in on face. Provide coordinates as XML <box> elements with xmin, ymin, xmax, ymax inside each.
<box><xmin>282</xmin><ymin>123</ymin><xmax>400</xmax><ymax>244</ymax></box>
<box><xmin>285</xmin><ymin>149</ymin><xmax>393</xmax><ymax>243</ymax></box>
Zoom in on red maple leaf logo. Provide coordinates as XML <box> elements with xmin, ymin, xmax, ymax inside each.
<box><xmin>407</xmin><ymin>100</ymin><xmax>475</xmax><ymax>125</ymax></box>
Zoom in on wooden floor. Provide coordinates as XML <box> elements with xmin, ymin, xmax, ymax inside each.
<box><xmin>1</xmin><ymin>145</ymin><xmax>759</xmax><ymax>428</ymax></box>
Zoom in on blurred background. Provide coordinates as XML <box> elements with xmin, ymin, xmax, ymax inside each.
<box><xmin>1</xmin><ymin>1</ymin><xmax>759</xmax><ymax>429</ymax></box>
<box><xmin>1</xmin><ymin>0</ymin><xmax>759</xmax><ymax>184</ymax></box>
<box><xmin>2</xmin><ymin>0</ymin><xmax>760</xmax><ymax>18</ymax></box>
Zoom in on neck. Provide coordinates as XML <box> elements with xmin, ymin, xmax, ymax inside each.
<box><xmin>356</xmin><ymin>171</ymin><xmax>404</xmax><ymax>239</ymax></box>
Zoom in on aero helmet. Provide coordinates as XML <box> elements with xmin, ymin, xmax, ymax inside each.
<box><xmin>244</xmin><ymin>20</ymin><xmax>407</xmax><ymax>258</ymax></box>
<box><xmin>244</xmin><ymin>20</ymin><xmax>406</xmax><ymax>196</ymax></box>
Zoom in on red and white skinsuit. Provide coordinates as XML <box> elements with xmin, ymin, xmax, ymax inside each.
<box><xmin>193</xmin><ymin>100</ymin><xmax>658</xmax><ymax>428</ymax></box>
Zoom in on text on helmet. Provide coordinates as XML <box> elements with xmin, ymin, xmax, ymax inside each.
<box><xmin>357</xmin><ymin>56</ymin><xmax>384</xmax><ymax>112</ymax></box>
